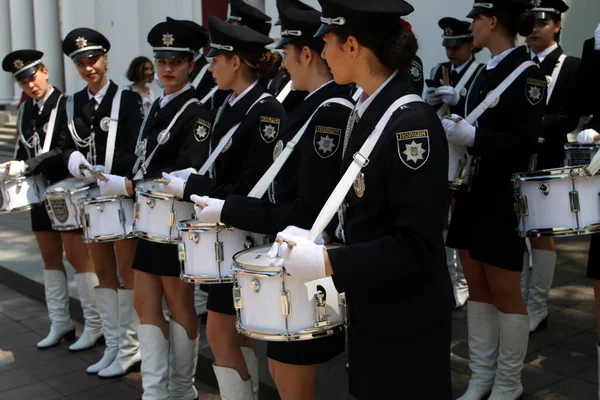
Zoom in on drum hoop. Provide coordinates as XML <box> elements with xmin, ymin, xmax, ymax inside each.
<box><xmin>78</xmin><ymin>194</ymin><xmax>132</xmax><ymax>205</ymax></box>
<box><xmin>236</xmin><ymin>322</ymin><xmax>346</xmax><ymax>342</ymax></box>
<box><xmin>513</xmin><ymin>167</ymin><xmax>586</xmax><ymax>181</ymax></box>
<box><xmin>2</xmin><ymin>174</ymin><xmax>35</xmax><ymax>185</ymax></box>
<box><xmin>45</xmin><ymin>180</ymin><xmax>97</xmax><ymax>195</ymax></box>
<box><xmin>133</xmin><ymin>229</ymin><xmax>180</xmax><ymax>244</ymax></box>
<box><xmin>176</xmin><ymin>219</ymin><xmax>232</xmax><ymax>232</ymax></box>
<box><xmin>135</xmin><ymin>188</ymin><xmax>176</xmax><ymax>201</ymax></box>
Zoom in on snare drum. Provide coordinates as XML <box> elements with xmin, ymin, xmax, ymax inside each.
<box><xmin>448</xmin><ymin>143</ymin><xmax>472</xmax><ymax>190</ymax></box>
<box><xmin>79</xmin><ymin>195</ymin><xmax>135</xmax><ymax>243</ymax></box>
<box><xmin>513</xmin><ymin>166</ymin><xmax>600</xmax><ymax>237</ymax></box>
<box><xmin>44</xmin><ymin>178</ymin><xmax>100</xmax><ymax>231</ymax></box>
<box><xmin>177</xmin><ymin>219</ymin><xmax>250</xmax><ymax>284</ymax></box>
<box><xmin>133</xmin><ymin>180</ymin><xmax>195</xmax><ymax>244</ymax></box>
<box><xmin>232</xmin><ymin>245</ymin><xmax>347</xmax><ymax>342</ymax></box>
<box><xmin>564</xmin><ymin>144</ymin><xmax>600</xmax><ymax>167</ymax></box>
<box><xmin>0</xmin><ymin>174</ymin><xmax>46</xmax><ymax>213</ymax></box>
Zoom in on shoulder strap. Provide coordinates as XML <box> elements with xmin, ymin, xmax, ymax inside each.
<box><xmin>454</xmin><ymin>62</ymin><xmax>481</xmax><ymax>99</ymax></box>
<box><xmin>191</xmin><ymin>63</ymin><xmax>210</xmax><ymax>89</ymax></box>
<box><xmin>14</xmin><ymin>103</ymin><xmax>26</xmax><ymax>159</ymax></box>
<box><xmin>547</xmin><ymin>53</ymin><xmax>567</xmax><ymax>105</ymax></box>
<box><xmin>247</xmin><ymin>97</ymin><xmax>354</xmax><ymax>199</ymax></box>
<box><xmin>104</xmin><ymin>88</ymin><xmax>123</xmax><ymax>173</ymax></box>
<box><xmin>197</xmin><ymin>92</ymin><xmax>272</xmax><ymax>176</ymax></box>
<box><xmin>41</xmin><ymin>94</ymin><xmax>64</xmax><ymax>154</ymax></box>
<box><xmin>200</xmin><ymin>86</ymin><xmax>219</xmax><ymax>105</ymax></box>
<box><xmin>465</xmin><ymin>60</ymin><xmax>536</xmax><ymax>125</ymax></box>
<box><xmin>308</xmin><ymin>94</ymin><xmax>424</xmax><ymax>241</ymax></box>
<box><xmin>276</xmin><ymin>81</ymin><xmax>293</xmax><ymax>103</ymax></box>
<box><xmin>352</xmin><ymin>87</ymin><xmax>363</xmax><ymax>102</ymax></box>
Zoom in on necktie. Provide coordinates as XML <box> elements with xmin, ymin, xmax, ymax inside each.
<box><xmin>450</xmin><ymin>70</ymin><xmax>459</xmax><ymax>85</ymax></box>
<box><xmin>89</xmin><ymin>97</ymin><xmax>97</xmax><ymax>118</ymax></box>
<box><xmin>532</xmin><ymin>56</ymin><xmax>541</xmax><ymax>65</ymax></box>
<box><xmin>32</xmin><ymin>103</ymin><xmax>40</xmax><ymax>116</ymax></box>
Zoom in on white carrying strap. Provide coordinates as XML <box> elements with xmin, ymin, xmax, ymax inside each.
<box><xmin>200</xmin><ymin>86</ymin><xmax>219</xmax><ymax>105</ymax></box>
<box><xmin>276</xmin><ymin>81</ymin><xmax>293</xmax><ymax>103</ymax></box>
<box><xmin>247</xmin><ymin>97</ymin><xmax>354</xmax><ymax>199</ymax></box>
<box><xmin>191</xmin><ymin>63</ymin><xmax>210</xmax><ymax>90</ymax></box>
<box><xmin>308</xmin><ymin>94</ymin><xmax>424</xmax><ymax>242</ymax></box>
<box><xmin>464</xmin><ymin>61</ymin><xmax>536</xmax><ymax>125</ymax></box>
<box><xmin>41</xmin><ymin>94</ymin><xmax>64</xmax><ymax>154</ymax></box>
<box><xmin>546</xmin><ymin>54</ymin><xmax>567</xmax><ymax>105</ymax></box>
<box><xmin>436</xmin><ymin>62</ymin><xmax>481</xmax><ymax>118</ymax></box>
<box><xmin>197</xmin><ymin>92</ymin><xmax>271</xmax><ymax>176</ymax></box>
<box><xmin>103</xmin><ymin>89</ymin><xmax>123</xmax><ymax>173</ymax></box>
<box><xmin>352</xmin><ymin>87</ymin><xmax>363</xmax><ymax>102</ymax></box>
<box><xmin>132</xmin><ymin>98</ymin><xmax>200</xmax><ymax>179</ymax></box>
<box><xmin>14</xmin><ymin>104</ymin><xmax>27</xmax><ymax>159</ymax></box>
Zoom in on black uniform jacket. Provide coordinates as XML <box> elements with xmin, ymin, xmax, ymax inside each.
<box><xmin>183</xmin><ymin>83</ymin><xmax>287</xmax><ymax>200</ymax></box>
<box><xmin>409</xmin><ymin>55</ymin><xmax>425</xmax><ymax>94</ymax></box>
<box><xmin>221</xmin><ymin>81</ymin><xmax>353</xmax><ymax>235</ymax></box>
<box><xmin>267</xmin><ymin>67</ymin><xmax>307</xmax><ymax>114</ymax></box>
<box><xmin>128</xmin><ymin>87</ymin><xmax>212</xmax><ymax>181</ymax></box>
<box><xmin>429</xmin><ymin>57</ymin><xmax>484</xmax><ymax>118</ymax></box>
<box><xmin>15</xmin><ymin>89</ymin><xmax>69</xmax><ymax>183</ymax></box>
<box><xmin>60</xmin><ymin>81</ymin><xmax>143</xmax><ymax>176</ymax></box>
<box><xmin>324</xmin><ymin>72</ymin><xmax>453</xmax><ymax>334</ymax></box>
<box><xmin>191</xmin><ymin>56</ymin><xmax>216</xmax><ymax>104</ymax></box>
<box><xmin>570</xmin><ymin>38</ymin><xmax>599</xmax><ymax>131</ymax></box>
<box><xmin>535</xmin><ymin>46</ymin><xmax>580</xmax><ymax>169</ymax></box>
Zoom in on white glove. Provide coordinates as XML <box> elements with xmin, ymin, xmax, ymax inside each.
<box><xmin>270</xmin><ymin>232</ymin><xmax>327</xmax><ymax>281</ymax></box>
<box><xmin>82</xmin><ymin>165</ymin><xmax>105</xmax><ymax>179</ymax></box>
<box><xmin>436</xmin><ymin>86</ymin><xmax>460</xmax><ymax>106</ymax></box>
<box><xmin>161</xmin><ymin>172</ymin><xmax>186</xmax><ymax>198</ymax></box>
<box><xmin>98</xmin><ymin>174</ymin><xmax>128</xmax><ymax>196</ymax></box>
<box><xmin>68</xmin><ymin>151</ymin><xmax>91</xmax><ymax>178</ymax></box>
<box><xmin>577</xmin><ymin>129</ymin><xmax>599</xmax><ymax>144</ymax></box>
<box><xmin>4</xmin><ymin>160</ymin><xmax>28</xmax><ymax>178</ymax></box>
<box><xmin>190</xmin><ymin>195</ymin><xmax>224</xmax><ymax>223</ymax></box>
<box><xmin>442</xmin><ymin>114</ymin><xmax>476</xmax><ymax>147</ymax></box>
<box><xmin>267</xmin><ymin>226</ymin><xmax>324</xmax><ymax>261</ymax></box>
<box><xmin>169</xmin><ymin>167</ymin><xmax>197</xmax><ymax>181</ymax></box>
<box><xmin>595</xmin><ymin>23</ymin><xmax>600</xmax><ymax>51</ymax></box>
<box><xmin>423</xmin><ymin>87</ymin><xmax>442</xmax><ymax>105</ymax></box>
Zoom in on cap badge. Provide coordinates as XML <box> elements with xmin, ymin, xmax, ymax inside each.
<box><xmin>13</xmin><ymin>59</ymin><xmax>24</xmax><ymax>69</ymax></box>
<box><xmin>445</xmin><ymin>27</ymin><xmax>454</xmax><ymax>36</ymax></box>
<box><xmin>162</xmin><ymin>33</ymin><xmax>175</xmax><ymax>46</ymax></box>
<box><xmin>531</xmin><ymin>0</ymin><xmax>542</xmax><ymax>6</ymax></box>
<box><xmin>75</xmin><ymin>37</ymin><xmax>88</xmax><ymax>49</ymax></box>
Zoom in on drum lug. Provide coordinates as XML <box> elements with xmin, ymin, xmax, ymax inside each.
<box><xmin>538</xmin><ymin>182</ymin><xmax>549</xmax><ymax>196</ymax></box>
<box><xmin>189</xmin><ymin>232</ymin><xmax>199</xmax><ymax>244</ymax></box>
<box><xmin>178</xmin><ymin>241</ymin><xmax>186</xmax><ymax>261</ymax></box>
<box><xmin>96</xmin><ymin>203</ymin><xmax>105</xmax><ymax>212</ymax></box>
<box><xmin>146</xmin><ymin>198</ymin><xmax>155</xmax><ymax>208</ymax></box>
<box><xmin>134</xmin><ymin>203</ymin><xmax>140</xmax><ymax>219</ymax></box>
<box><xmin>82</xmin><ymin>213</ymin><xmax>90</xmax><ymax>229</ymax></box>
<box><xmin>215</xmin><ymin>241</ymin><xmax>224</xmax><ymax>262</ymax></box>
<box><xmin>517</xmin><ymin>196</ymin><xmax>529</xmax><ymax>217</ymax></box>
<box><xmin>233</xmin><ymin>286</ymin><xmax>243</xmax><ymax>310</ymax></box>
<box><xmin>339</xmin><ymin>292</ymin><xmax>348</xmax><ymax>326</ymax></box>
<box><xmin>168</xmin><ymin>209</ymin><xmax>175</xmax><ymax>227</ymax></box>
<box><xmin>249</xmin><ymin>279</ymin><xmax>260</xmax><ymax>293</ymax></box>
<box><xmin>280</xmin><ymin>291</ymin><xmax>291</xmax><ymax>317</ymax></box>
<box><xmin>570</xmin><ymin>190</ymin><xmax>580</xmax><ymax>213</ymax></box>
<box><xmin>118</xmin><ymin>208</ymin><xmax>126</xmax><ymax>224</ymax></box>
<box><xmin>314</xmin><ymin>286</ymin><xmax>330</xmax><ymax>328</ymax></box>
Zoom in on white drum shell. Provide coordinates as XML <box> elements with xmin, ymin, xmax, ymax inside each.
<box><xmin>80</xmin><ymin>196</ymin><xmax>135</xmax><ymax>242</ymax></box>
<box><xmin>0</xmin><ymin>174</ymin><xmax>46</xmax><ymax>213</ymax></box>
<box><xmin>44</xmin><ymin>178</ymin><xmax>100</xmax><ymax>230</ymax></box>
<box><xmin>448</xmin><ymin>143</ymin><xmax>470</xmax><ymax>189</ymax></box>
<box><xmin>573</xmin><ymin>175</ymin><xmax>600</xmax><ymax>230</ymax></box>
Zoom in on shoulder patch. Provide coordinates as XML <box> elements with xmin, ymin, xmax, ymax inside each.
<box><xmin>396</xmin><ymin>130</ymin><xmax>429</xmax><ymax>170</ymax></box>
<box><xmin>314</xmin><ymin>125</ymin><xmax>341</xmax><ymax>159</ymax></box>
<box><xmin>194</xmin><ymin>118</ymin><xmax>211</xmax><ymax>142</ymax></box>
<box><xmin>525</xmin><ymin>77</ymin><xmax>546</xmax><ymax>106</ymax></box>
<box><xmin>409</xmin><ymin>60</ymin><xmax>422</xmax><ymax>82</ymax></box>
<box><xmin>259</xmin><ymin>116</ymin><xmax>280</xmax><ymax>143</ymax></box>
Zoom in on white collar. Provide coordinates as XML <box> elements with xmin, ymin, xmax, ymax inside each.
<box><xmin>452</xmin><ymin>57</ymin><xmax>473</xmax><ymax>75</ymax></box>
<box><xmin>305</xmin><ymin>80</ymin><xmax>334</xmax><ymax>101</ymax></box>
<box><xmin>355</xmin><ymin>69</ymin><xmax>398</xmax><ymax>119</ymax></box>
<box><xmin>486</xmin><ymin>47</ymin><xmax>517</xmax><ymax>70</ymax></box>
<box><xmin>229</xmin><ymin>80</ymin><xmax>259</xmax><ymax>107</ymax></box>
<box><xmin>531</xmin><ymin>43</ymin><xmax>558</xmax><ymax>63</ymax></box>
<box><xmin>160</xmin><ymin>83</ymin><xmax>191</xmax><ymax>108</ymax></box>
<box><xmin>34</xmin><ymin>86</ymin><xmax>55</xmax><ymax>111</ymax></box>
<box><xmin>87</xmin><ymin>79</ymin><xmax>111</xmax><ymax>108</ymax></box>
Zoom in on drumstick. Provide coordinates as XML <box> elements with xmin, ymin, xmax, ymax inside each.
<box><xmin>154</xmin><ymin>178</ymin><xmax>170</xmax><ymax>185</ymax></box>
<box><xmin>79</xmin><ymin>165</ymin><xmax>109</xmax><ymax>182</ymax></box>
<box><xmin>440</xmin><ymin>66</ymin><xmax>451</xmax><ymax>118</ymax></box>
<box><xmin>274</xmin><ymin>237</ymin><xmax>295</xmax><ymax>249</ymax></box>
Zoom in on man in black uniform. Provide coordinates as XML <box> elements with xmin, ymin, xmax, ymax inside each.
<box><xmin>522</xmin><ymin>0</ymin><xmax>581</xmax><ymax>334</ymax></box>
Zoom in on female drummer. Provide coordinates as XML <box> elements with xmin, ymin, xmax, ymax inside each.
<box><xmin>191</xmin><ymin>1</ymin><xmax>352</xmax><ymax>399</ymax></box>
<box><xmin>98</xmin><ymin>20</ymin><xmax>212</xmax><ymax>399</ymax></box>
<box><xmin>60</xmin><ymin>28</ymin><xmax>143</xmax><ymax>376</ymax></box>
<box><xmin>265</xmin><ymin>0</ymin><xmax>454</xmax><ymax>398</ymax></box>
<box><xmin>442</xmin><ymin>1</ymin><xmax>546</xmax><ymax>399</ymax></box>
<box><xmin>1</xmin><ymin>51</ymin><xmax>97</xmax><ymax>351</ymax></box>
<box><xmin>162</xmin><ymin>16</ymin><xmax>287</xmax><ymax>399</ymax></box>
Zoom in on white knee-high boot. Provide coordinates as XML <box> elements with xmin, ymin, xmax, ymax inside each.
<box><xmin>69</xmin><ymin>273</ymin><xmax>103</xmax><ymax>351</ymax></box>
<box><xmin>213</xmin><ymin>363</ymin><xmax>254</xmax><ymax>400</ymax></box>
<box><xmin>443</xmin><ymin>230</ymin><xmax>468</xmax><ymax>308</ymax></box>
<box><xmin>138</xmin><ymin>324</ymin><xmax>169</xmax><ymax>400</ymax></box>
<box><xmin>241</xmin><ymin>347</ymin><xmax>259</xmax><ymax>400</ymax></box>
<box><xmin>37</xmin><ymin>270</ymin><xmax>75</xmax><ymax>349</ymax></box>
<box><xmin>87</xmin><ymin>288</ymin><xmax>119</xmax><ymax>373</ymax></box>
<box><xmin>168</xmin><ymin>320</ymin><xmax>199</xmax><ymax>400</ymax></box>
<box><xmin>527</xmin><ymin>249</ymin><xmax>556</xmax><ymax>332</ymax></box>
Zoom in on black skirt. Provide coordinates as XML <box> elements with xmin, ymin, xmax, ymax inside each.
<box><xmin>30</xmin><ymin>204</ymin><xmax>55</xmax><ymax>232</ymax></box>
<box><xmin>587</xmin><ymin>233</ymin><xmax>600</xmax><ymax>280</ymax></box>
<box><xmin>207</xmin><ymin>283</ymin><xmax>236</xmax><ymax>315</ymax></box>
<box><xmin>267</xmin><ymin>332</ymin><xmax>345</xmax><ymax>365</ymax></box>
<box><xmin>132</xmin><ymin>239</ymin><xmax>181</xmax><ymax>277</ymax></box>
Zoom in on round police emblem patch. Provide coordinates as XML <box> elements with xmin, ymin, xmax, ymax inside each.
<box><xmin>273</xmin><ymin>140</ymin><xmax>284</xmax><ymax>160</ymax></box>
<box><xmin>353</xmin><ymin>173</ymin><xmax>365</xmax><ymax>198</ymax></box>
<box><xmin>100</xmin><ymin>117</ymin><xmax>111</xmax><ymax>132</ymax></box>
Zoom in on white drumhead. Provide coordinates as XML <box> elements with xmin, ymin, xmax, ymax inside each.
<box><xmin>234</xmin><ymin>245</ymin><xmax>281</xmax><ymax>271</ymax></box>
<box><xmin>45</xmin><ymin>177</ymin><xmax>96</xmax><ymax>194</ymax></box>
<box><xmin>136</xmin><ymin>180</ymin><xmax>171</xmax><ymax>196</ymax></box>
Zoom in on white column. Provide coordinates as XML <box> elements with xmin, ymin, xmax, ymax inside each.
<box><xmin>0</xmin><ymin>0</ymin><xmax>14</xmax><ymax>105</ymax></box>
<box><xmin>33</xmin><ymin>0</ymin><xmax>64</xmax><ymax>92</ymax></box>
<box><xmin>8</xmin><ymin>0</ymin><xmax>35</xmax><ymax>104</ymax></box>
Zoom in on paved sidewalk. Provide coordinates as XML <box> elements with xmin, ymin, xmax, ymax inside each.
<box><xmin>0</xmin><ymin>211</ymin><xmax>599</xmax><ymax>399</ymax></box>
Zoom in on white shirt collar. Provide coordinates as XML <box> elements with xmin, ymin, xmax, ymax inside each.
<box><xmin>34</xmin><ymin>86</ymin><xmax>55</xmax><ymax>111</ymax></box>
<box><xmin>452</xmin><ymin>57</ymin><xmax>473</xmax><ymax>75</ymax></box>
<box><xmin>355</xmin><ymin>69</ymin><xmax>398</xmax><ymax>119</ymax></box>
<box><xmin>229</xmin><ymin>80</ymin><xmax>259</xmax><ymax>107</ymax></box>
<box><xmin>87</xmin><ymin>79</ymin><xmax>111</xmax><ymax>109</ymax></box>
<box><xmin>305</xmin><ymin>80</ymin><xmax>334</xmax><ymax>101</ymax></box>
<box><xmin>159</xmin><ymin>83</ymin><xmax>191</xmax><ymax>108</ymax></box>
<box><xmin>486</xmin><ymin>47</ymin><xmax>517</xmax><ymax>70</ymax></box>
<box><xmin>531</xmin><ymin>43</ymin><xmax>558</xmax><ymax>63</ymax></box>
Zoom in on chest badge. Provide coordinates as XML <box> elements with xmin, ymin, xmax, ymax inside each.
<box><xmin>100</xmin><ymin>117</ymin><xmax>111</xmax><ymax>132</ymax></box>
<box><xmin>273</xmin><ymin>140</ymin><xmax>284</xmax><ymax>161</ymax></box>
<box><xmin>353</xmin><ymin>173</ymin><xmax>365</xmax><ymax>198</ymax></box>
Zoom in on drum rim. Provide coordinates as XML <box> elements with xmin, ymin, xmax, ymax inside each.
<box><xmin>1</xmin><ymin>173</ymin><xmax>43</xmax><ymax>185</ymax></box>
<box><xmin>83</xmin><ymin>233</ymin><xmax>136</xmax><ymax>243</ymax></box>
<box><xmin>78</xmin><ymin>194</ymin><xmax>133</xmax><ymax>205</ymax></box>
<box><xmin>236</xmin><ymin>321</ymin><xmax>346</xmax><ymax>342</ymax></box>
<box><xmin>513</xmin><ymin>166</ymin><xmax>587</xmax><ymax>181</ymax></box>
<box><xmin>133</xmin><ymin>229</ymin><xmax>180</xmax><ymax>244</ymax></box>
<box><xmin>136</xmin><ymin>180</ymin><xmax>187</xmax><ymax>201</ymax></box>
<box><xmin>45</xmin><ymin>178</ymin><xmax>97</xmax><ymax>195</ymax></box>
<box><xmin>176</xmin><ymin>218</ymin><xmax>234</xmax><ymax>232</ymax></box>
<box><xmin>180</xmin><ymin>273</ymin><xmax>234</xmax><ymax>284</ymax></box>
<box><xmin>233</xmin><ymin>244</ymin><xmax>285</xmax><ymax>274</ymax></box>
